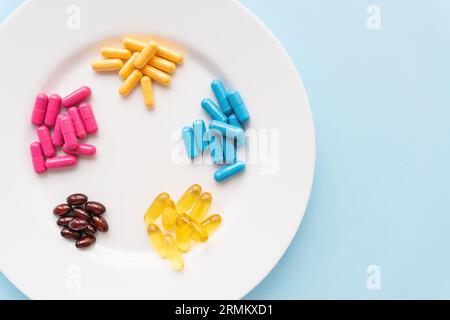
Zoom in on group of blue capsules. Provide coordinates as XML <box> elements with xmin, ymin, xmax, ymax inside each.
<box><xmin>182</xmin><ymin>80</ymin><xmax>250</xmax><ymax>183</ymax></box>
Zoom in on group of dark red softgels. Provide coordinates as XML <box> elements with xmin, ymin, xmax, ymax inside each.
<box><xmin>53</xmin><ymin>193</ymin><xmax>109</xmax><ymax>248</ymax></box>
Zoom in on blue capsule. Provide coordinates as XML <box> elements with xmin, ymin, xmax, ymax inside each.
<box><xmin>228</xmin><ymin>91</ymin><xmax>250</xmax><ymax>123</ymax></box>
<box><xmin>228</xmin><ymin>114</ymin><xmax>245</xmax><ymax>147</ymax></box>
<box><xmin>181</xmin><ymin>126</ymin><xmax>198</xmax><ymax>159</ymax></box>
<box><xmin>208</xmin><ymin>131</ymin><xmax>224</xmax><ymax>165</ymax></box>
<box><xmin>209</xmin><ymin>120</ymin><xmax>244</xmax><ymax>139</ymax></box>
<box><xmin>214</xmin><ymin>161</ymin><xmax>246</xmax><ymax>182</ymax></box>
<box><xmin>223</xmin><ymin>137</ymin><xmax>237</xmax><ymax>164</ymax></box>
<box><xmin>193</xmin><ymin>119</ymin><xmax>208</xmax><ymax>153</ymax></box>
<box><xmin>211</xmin><ymin>80</ymin><xmax>232</xmax><ymax>115</ymax></box>
<box><xmin>201</xmin><ymin>98</ymin><xmax>228</xmax><ymax>123</ymax></box>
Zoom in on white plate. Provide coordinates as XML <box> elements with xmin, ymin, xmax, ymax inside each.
<box><xmin>0</xmin><ymin>0</ymin><xmax>315</xmax><ymax>299</ymax></box>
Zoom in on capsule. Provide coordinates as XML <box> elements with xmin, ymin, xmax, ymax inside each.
<box><xmin>52</xmin><ymin>115</ymin><xmax>64</xmax><ymax>147</ymax></box>
<box><xmin>119</xmin><ymin>52</ymin><xmax>139</xmax><ymax>79</ymax></box>
<box><xmin>211</xmin><ymin>80</ymin><xmax>232</xmax><ymax>115</ymax></box>
<box><xmin>68</xmin><ymin>107</ymin><xmax>87</xmax><ymax>139</ymax></box>
<box><xmin>157</xmin><ymin>45</ymin><xmax>184</xmax><ymax>64</ymax></box>
<box><xmin>175</xmin><ymin>216</ymin><xmax>191</xmax><ymax>253</ymax></box>
<box><xmin>134</xmin><ymin>41</ymin><xmax>159</xmax><ymax>69</ymax></box>
<box><xmin>142</xmin><ymin>65</ymin><xmax>171</xmax><ymax>86</ymax></box>
<box><xmin>73</xmin><ymin>208</ymin><xmax>90</xmax><ymax>220</ymax></box>
<box><xmin>176</xmin><ymin>184</ymin><xmax>202</xmax><ymax>213</ymax></box>
<box><xmin>79</xmin><ymin>103</ymin><xmax>98</xmax><ymax>134</ymax></box>
<box><xmin>149</xmin><ymin>56</ymin><xmax>176</xmax><ymax>74</ymax></box>
<box><xmin>75</xmin><ymin>235</ymin><xmax>96</xmax><ymax>248</ymax></box>
<box><xmin>31</xmin><ymin>93</ymin><xmax>48</xmax><ymax>126</ymax></box>
<box><xmin>208</xmin><ymin>132</ymin><xmax>224</xmax><ymax>165</ymax></box>
<box><xmin>37</xmin><ymin>126</ymin><xmax>56</xmax><ymax>158</ymax></box>
<box><xmin>178</xmin><ymin>214</ymin><xmax>208</xmax><ymax>242</ymax></box>
<box><xmin>144</xmin><ymin>192</ymin><xmax>170</xmax><ymax>224</ymax></box>
<box><xmin>123</xmin><ymin>37</ymin><xmax>146</xmax><ymax>51</ymax></box>
<box><xmin>61</xmin><ymin>86</ymin><xmax>91</xmax><ymax>108</ymax></box>
<box><xmin>223</xmin><ymin>136</ymin><xmax>237</xmax><ymax>164</ymax></box>
<box><xmin>101</xmin><ymin>47</ymin><xmax>132</xmax><ymax>60</ymax></box>
<box><xmin>214</xmin><ymin>161</ymin><xmax>246</xmax><ymax>182</ymax></box>
<box><xmin>45</xmin><ymin>155</ymin><xmax>78</xmax><ymax>169</ymax></box>
<box><xmin>201</xmin><ymin>99</ymin><xmax>228</xmax><ymax>123</ymax></box>
<box><xmin>63</xmin><ymin>143</ymin><xmax>96</xmax><ymax>156</ymax></box>
<box><xmin>69</xmin><ymin>218</ymin><xmax>89</xmax><ymax>231</ymax></box>
<box><xmin>163</xmin><ymin>234</ymin><xmax>184</xmax><ymax>271</ymax></box>
<box><xmin>61</xmin><ymin>228</ymin><xmax>81</xmax><ymax>241</ymax></box>
<box><xmin>91</xmin><ymin>59</ymin><xmax>124</xmax><ymax>72</ymax></box>
<box><xmin>44</xmin><ymin>94</ymin><xmax>61</xmax><ymax>127</ymax></box>
<box><xmin>92</xmin><ymin>215</ymin><xmax>109</xmax><ymax>232</ymax></box>
<box><xmin>193</xmin><ymin>120</ymin><xmax>208</xmax><ymax>153</ymax></box>
<box><xmin>119</xmin><ymin>69</ymin><xmax>142</xmax><ymax>96</ymax></box>
<box><xmin>161</xmin><ymin>200</ymin><xmax>177</xmax><ymax>231</ymax></box>
<box><xmin>85</xmin><ymin>201</ymin><xmax>106</xmax><ymax>215</ymax></box>
<box><xmin>209</xmin><ymin>120</ymin><xmax>244</xmax><ymax>139</ymax></box>
<box><xmin>201</xmin><ymin>214</ymin><xmax>222</xmax><ymax>234</ymax></box>
<box><xmin>181</xmin><ymin>126</ymin><xmax>198</xmax><ymax>159</ymax></box>
<box><xmin>67</xmin><ymin>193</ymin><xmax>88</xmax><ymax>206</ymax></box>
<box><xmin>30</xmin><ymin>142</ymin><xmax>46</xmax><ymax>174</ymax></box>
<box><xmin>140</xmin><ymin>76</ymin><xmax>154</xmax><ymax>108</ymax></box>
<box><xmin>190</xmin><ymin>192</ymin><xmax>212</xmax><ymax>222</ymax></box>
<box><xmin>60</xmin><ymin>114</ymin><xmax>78</xmax><ymax>150</ymax></box>
<box><xmin>228</xmin><ymin>91</ymin><xmax>250</xmax><ymax>123</ymax></box>
<box><xmin>147</xmin><ymin>224</ymin><xmax>167</xmax><ymax>259</ymax></box>
<box><xmin>228</xmin><ymin>114</ymin><xmax>245</xmax><ymax>146</ymax></box>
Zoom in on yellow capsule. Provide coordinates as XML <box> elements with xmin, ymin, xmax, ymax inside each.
<box><xmin>143</xmin><ymin>192</ymin><xmax>170</xmax><ymax>224</ymax></box>
<box><xmin>123</xmin><ymin>37</ymin><xmax>146</xmax><ymax>51</ymax></box>
<box><xmin>134</xmin><ymin>41</ymin><xmax>159</xmax><ymax>69</ymax></box>
<box><xmin>162</xmin><ymin>200</ymin><xmax>177</xmax><ymax>231</ymax></box>
<box><xmin>142</xmin><ymin>65</ymin><xmax>171</xmax><ymax>86</ymax></box>
<box><xmin>140</xmin><ymin>76</ymin><xmax>154</xmax><ymax>108</ymax></box>
<box><xmin>147</xmin><ymin>224</ymin><xmax>167</xmax><ymax>259</ymax></box>
<box><xmin>157</xmin><ymin>45</ymin><xmax>184</xmax><ymax>64</ymax></box>
<box><xmin>176</xmin><ymin>184</ymin><xmax>202</xmax><ymax>213</ymax></box>
<box><xmin>149</xmin><ymin>56</ymin><xmax>176</xmax><ymax>74</ymax></box>
<box><xmin>163</xmin><ymin>234</ymin><xmax>184</xmax><ymax>271</ymax></box>
<box><xmin>201</xmin><ymin>214</ymin><xmax>222</xmax><ymax>234</ymax></box>
<box><xmin>175</xmin><ymin>215</ymin><xmax>191</xmax><ymax>253</ymax></box>
<box><xmin>179</xmin><ymin>214</ymin><xmax>209</xmax><ymax>242</ymax></box>
<box><xmin>190</xmin><ymin>192</ymin><xmax>212</xmax><ymax>222</ymax></box>
<box><xmin>101</xmin><ymin>47</ymin><xmax>132</xmax><ymax>60</ymax></box>
<box><xmin>119</xmin><ymin>52</ymin><xmax>139</xmax><ymax>80</ymax></box>
<box><xmin>91</xmin><ymin>59</ymin><xmax>123</xmax><ymax>72</ymax></box>
<box><xmin>119</xmin><ymin>69</ymin><xmax>142</xmax><ymax>96</ymax></box>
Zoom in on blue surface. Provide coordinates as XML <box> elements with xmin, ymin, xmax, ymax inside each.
<box><xmin>2</xmin><ymin>0</ymin><xmax>450</xmax><ymax>299</ymax></box>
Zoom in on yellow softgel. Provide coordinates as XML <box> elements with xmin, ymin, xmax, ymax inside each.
<box><xmin>175</xmin><ymin>215</ymin><xmax>191</xmax><ymax>253</ymax></box>
<box><xmin>162</xmin><ymin>200</ymin><xmax>177</xmax><ymax>231</ymax></box>
<box><xmin>91</xmin><ymin>59</ymin><xmax>123</xmax><ymax>72</ymax></box>
<box><xmin>201</xmin><ymin>214</ymin><xmax>222</xmax><ymax>234</ymax></box>
<box><xmin>176</xmin><ymin>184</ymin><xmax>202</xmax><ymax>213</ymax></box>
<box><xmin>190</xmin><ymin>192</ymin><xmax>212</xmax><ymax>222</ymax></box>
<box><xmin>144</xmin><ymin>192</ymin><xmax>170</xmax><ymax>224</ymax></box>
<box><xmin>163</xmin><ymin>234</ymin><xmax>184</xmax><ymax>271</ymax></box>
<box><xmin>101</xmin><ymin>47</ymin><xmax>132</xmax><ymax>60</ymax></box>
<box><xmin>179</xmin><ymin>214</ymin><xmax>208</xmax><ymax>243</ymax></box>
<box><xmin>119</xmin><ymin>52</ymin><xmax>139</xmax><ymax>80</ymax></box>
<box><xmin>134</xmin><ymin>41</ymin><xmax>159</xmax><ymax>69</ymax></box>
<box><xmin>149</xmin><ymin>56</ymin><xmax>176</xmax><ymax>74</ymax></box>
<box><xmin>142</xmin><ymin>65</ymin><xmax>171</xmax><ymax>86</ymax></box>
<box><xmin>147</xmin><ymin>224</ymin><xmax>167</xmax><ymax>259</ymax></box>
<box><xmin>141</xmin><ymin>76</ymin><xmax>154</xmax><ymax>108</ymax></box>
<box><xmin>119</xmin><ymin>69</ymin><xmax>142</xmax><ymax>96</ymax></box>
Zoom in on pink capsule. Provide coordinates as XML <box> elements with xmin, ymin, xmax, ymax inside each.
<box><xmin>68</xmin><ymin>107</ymin><xmax>87</xmax><ymax>139</ymax></box>
<box><xmin>60</xmin><ymin>114</ymin><xmax>78</xmax><ymax>150</ymax></box>
<box><xmin>37</xmin><ymin>126</ymin><xmax>56</xmax><ymax>158</ymax></box>
<box><xmin>62</xmin><ymin>86</ymin><xmax>91</xmax><ymax>108</ymax></box>
<box><xmin>63</xmin><ymin>143</ymin><xmax>96</xmax><ymax>156</ymax></box>
<box><xmin>52</xmin><ymin>115</ymin><xmax>64</xmax><ymax>147</ymax></box>
<box><xmin>45</xmin><ymin>155</ymin><xmax>78</xmax><ymax>169</ymax></box>
<box><xmin>44</xmin><ymin>94</ymin><xmax>61</xmax><ymax>127</ymax></box>
<box><xmin>79</xmin><ymin>103</ymin><xmax>98</xmax><ymax>134</ymax></box>
<box><xmin>30</xmin><ymin>142</ymin><xmax>46</xmax><ymax>174</ymax></box>
<box><xmin>31</xmin><ymin>94</ymin><xmax>48</xmax><ymax>126</ymax></box>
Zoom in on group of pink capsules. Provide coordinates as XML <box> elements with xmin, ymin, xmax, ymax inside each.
<box><xmin>30</xmin><ymin>86</ymin><xmax>99</xmax><ymax>174</ymax></box>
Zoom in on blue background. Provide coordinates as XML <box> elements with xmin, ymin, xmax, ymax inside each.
<box><xmin>2</xmin><ymin>0</ymin><xmax>450</xmax><ymax>299</ymax></box>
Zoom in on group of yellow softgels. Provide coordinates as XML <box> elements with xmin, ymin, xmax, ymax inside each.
<box><xmin>91</xmin><ymin>37</ymin><xmax>184</xmax><ymax>108</ymax></box>
<box><xmin>143</xmin><ymin>184</ymin><xmax>222</xmax><ymax>271</ymax></box>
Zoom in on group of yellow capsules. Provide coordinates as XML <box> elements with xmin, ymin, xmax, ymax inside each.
<box><xmin>143</xmin><ymin>184</ymin><xmax>222</xmax><ymax>271</ymax></box>
<box><xmin>91</xmin><ymin>37</ymin><xmax>184</xmax><ymax>108</ymax></box>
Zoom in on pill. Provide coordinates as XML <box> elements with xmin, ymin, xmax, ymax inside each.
<box><xmin>214</xmin><ymin>161</ymin><xmax>246</xmax><ymax>182</ymax></box>
<box><xmin>201</xmin><ymin>99</ymin><xmax>228</xmax><ymax>123</ymax></box>
<box><xmin>73</xmin><ymin>208</ymin><xmax>90</xmax><ymax>220</ymax></box>
<box><xmin>228</xmin><ymin>114</ymin><xmax>245</xmax><ymax>146</ymax></box>
<box><xmin>144</xmin><ymin>192</ymin><xmax>170</xmax><ymax>224</ymax></box>
<box><xmin>69</xmin><ymin>218</ymin><xmax>89</xmax><ymax>231</ymax></box>
<box><xmin>101</xmin><ymin>47</ymin><xmax>132</xmax><ymax>60</ymax></box>
<box><xmin>52</xmin><ymin>115</ymin><xmax>64</xmax><ymax>147</ymax></box>
<box><xmin>61</xmin><ymin>228</ymin><xmax>81</xmax><ymax>241</ymax></box>
<box><xmin>91</xmin><ymin>215</ymin><xmax>109</xmax><ymax>232</ymax></box>
<box><xmin>68</xmin><ymin>107</ymin><xmax>87</xmax><ymax>139</ymax></box>
<box><xmin>142</xmin><ymin>65</ymin><xmax>171</xmax><ymax>86</ymax></box>
<box><xmin>62</xmin><ymin>86</ymin><xmax>91</xmax><ymax>108</ymax></box>
<box><xmin>140</xmin><ymin>76</ymin><xmax>154</xmax><ymax>108</ymax></box>
<box><xmin>176</xmin><ymin>184</ymin><xmax>202</xmax><ymax>213</ymax></box>
<box><xmin>75</xmin><ymin>235</ymin><xmax>96</xmax><ymax>248</ymax></box>
<box><xmin>190</xmin><ymin>192</ymin><xmax>212</xmax><ymax>222</ymax></box>
<box><xmin>228</xmin><ymin>91</ymin><xmax>250</xmax><ymax>123</ymax></box>
<box><xmin>181</xmin><ymin>126</ymin><xmax>198</xmax><ymax>159</ymax></box>
<box><xmin>30</xmin><ymin>142</ymin><xmax>46</xmax><ymax>174</ymax></box>
<box><xmin>85</xmin><ymin>201</ymin><xmax>106</xmax><ymax>215</ymax></box>
<box><xmin>53</xmin><ymin>204</ymin><xmax>72</xmax><ymax>216</ymax></box>
<box><xmin>31</xmin><ymin>93</ymin><xmax>48</xmax><ymax>126</ymax></box>
<box><xmin>63</xmin><ymin>143</ymin><xmax>96</xmax><ymax>156</ymax></box>
<box><xmin>223</xmin><ymin>137</ymin><xmax>237</xmax><ymax>164</ymax></box>
<box><xmin>67</xmin><ymin>193</ymin><xmax>88</xmax><ymax>206</ymax></box>
<box><xmin>209</xmin><ymin>120</ymin><xmax>244</xmax><ymax>139</ymax></box>
<box><xmin>123</xmin><ymin>37</ymin><xmax>146</xmax><ymax>51</ymax></box>
<box><xmin>37</xmin><ymin>126</ymin><xmax>56</xmax><ymax>158</ymax></box>
<box><xmin>134</xmin><ymin>41</ymin><xmax>159</xmax><ymax>69</ymax></box>
<box><xmin>157</xmin><ymin>45</ymin><xmax>184</xmax><ymax>64</ymax></box>
<box><xmin>57</xmin><ymin>216</ymin><xmax>75</xmax><ymax>227</ymax></box>
<box><xmin>84</xmin><ymin>224</ymin><xmax>97</xmax><ymax>235</ymax></box>
<box><xmin>211</xmin><ymin>80</ymin><xmax>232</xmax><ymax>115</ymax></box>
<box><xmin>193</xmin><ymin>120</ymin><xmax>208</xmax><ymax>153</ymax></box>
<box><xmin>60</xmin><ymin>115</ymin><xmax>78</xmax><ymax>150</ymax></box>
<box><xmin>44</xmin><ymin>94</ymin><xmax>61</xmax><ymax>127</ymax></box>
<box><xmin>208</xmin><ymin>132</ymin><xmax>224</xmax><ymax>165</ymax></box>
<box><xmin>175</xmin><ymin>216</ymin><xmax>191</xmax><ymax>253</ymax></box>
<box><xmin>45</xmin><ymin>155</ymin><xmax>78</xmax><ymax>169</ymax></box>
<box><xmin>163</xmin><ymin>234</ymin><xmax>184</xmax><ymax>271</ymax></box>
<box><xmin>119</xmin><ymin>69</ymin><xmax>142</xmax><ymax>96</ymax></box>
<box><xmin>79</xmin><ymin>103</ymin><xmax>98</xmax><ymax>134</ymax></box>
<box><xmin>162</xmin><ymin>199</ymin><xmax>177</xmax><ymax>231</ymax></box>
<box><xmin>201</xmin><ymin>214</ymin><xmax>222</xmax><ymax>234</ymax></box>
<box><xmin>178</xmin><ymin>214</ymin><xmax>208</xmax><ymax>242</ymax></box>
<box><xmin>119</xmin><ymin>52</ymin><xmax>139</xmax><ymax>79</ymax></box>
<box><xmin>91</xmin><ymin>59</ymin><xmax>124</xmax><ymax>72</ymax></box>
<box><xmin>149</xmin><ymin>56</ymin><xmax>176</xmax><ymax>74</ymax></box>
<box><xmin>147</xmin><ymin>224</ymin><xmax>167</xmax><ymax>259</ymax></box>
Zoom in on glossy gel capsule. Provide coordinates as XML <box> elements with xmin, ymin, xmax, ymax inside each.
<box><xmin>201</xmin><ymin>98</ymin><xmax>228</xmax><ymax>123</ymax></box>
<box><xmin>37</xmin><ymin>126</ymin><xmax>56</xmax><ymax>158</ymax></box>
<box><xmin>175</xmin><ymin>216</ymin><xmax>191</xmax><ymax>253</ymax></box>
<box><xmin>45</xmin><ymin>155</ymin><xmax>77</xmax><ymax>169</ymax></box>
<box><xmin>68</xmin><ymin>107</ymin><xmax>87</xmax><ymax>139</ymax></box>
<box><xmin>161</xmin><ymin>199</ymin><xmax>177</xmax><ymax>232</ymax></box>
<box><xmin>190</xmin><ymin>192</ymin><xmax>212</xmax><ymax>222</ymax></box>
<box><xmin>176</xmin><ymin>184</ymin><xmax>202</xmax><ymax>213</ymax></box>
<box><xmin>211</xmin><ymin>80</ymin><xmax>232</xmax><ymax>115</ymax></box>
<box><xmin>31</xmin><ymin>93</ymin><xmax>48</xmax><ymax>126</ymax></box>
<box><xmin>30</xmin><ymin>142</ymin><xmax>46</xmax><ymax>174</ymax></box>
<box><xmin>163</xmin><ymin>234</ymin><xmax>184</xmax><ymax>271</ymax></box>
<box><xmin>62</xmin><ymin>86</ymin><xmax>91</xmax><ymax>108</ymax></box>
<box><xmin>147</xmin><ymin>224</ymin><xmax>167</xmax><ymax>259</ymax></box>
<box><xmin>144</xmin><ymin>192</ymin><xmax>171</xmax><ymax>224</ymax></box>
<box><xmin>44</xmin><ymin>94</ymin><xmax>61</xmax><ymax>127</ymax></box>
<box><xmin>201</xmin><ymin>214</ymin><xmax>222</xmax><ymax>234</ymax></box>
<box><xmin>79</xmin><ymin>103</ymin><xmax>98</xmax><ymax>134</ymax></box>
